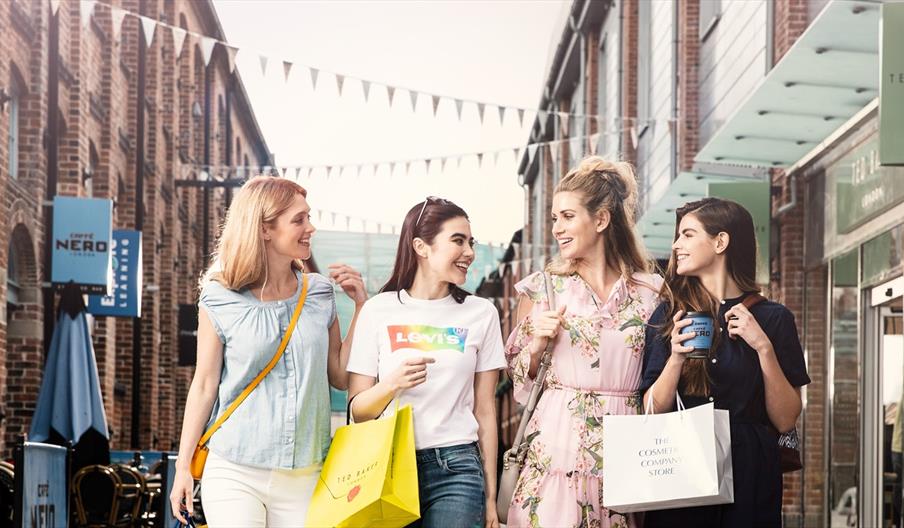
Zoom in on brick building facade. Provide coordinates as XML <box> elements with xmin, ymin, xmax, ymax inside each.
<box><xmin>0</xmin><ymin>0</ymin><xmax>271</xmax><ymax>456</ymax></box>
<box><xmin>512</xmin><ymin>1</ymin><xmax>899</xmax><ymax>526</ymax></box>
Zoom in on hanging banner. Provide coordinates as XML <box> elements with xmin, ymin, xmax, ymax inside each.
<box><xmin>52</xmin><ymin>197</ymin><xmax>113</xmax><ymax>294</ymax></box>
<box><xmin>20</xmin><ymin>442</ymin><xmax>68</xmax><ymax>528</ymax></box>
<box><xmin>880</xmin><ymin>2</ymin><xmax>904</xmax><ymax>165</ymax></box>
<box><xmin>87</xmin><ymin>230</ymin><xmax>143</xmax><ymax>318</ymax></box>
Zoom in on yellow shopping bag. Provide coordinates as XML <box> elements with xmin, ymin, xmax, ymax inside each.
<box><xmin>305</xmin><ymin>404</ymin><xmax>420</xmax><ymax>527</ymax></box>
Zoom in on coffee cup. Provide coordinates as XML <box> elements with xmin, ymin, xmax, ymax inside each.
<box><xmin>681</xmin><ymin>312</ymin><xmax>714</xmax><ymax>359</ymax></box>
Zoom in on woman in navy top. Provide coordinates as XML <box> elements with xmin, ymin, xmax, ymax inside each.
<box><xmin>639</xmin><ymin>197</ymin><xmax>810</xmax><ymax>527</ymax></box>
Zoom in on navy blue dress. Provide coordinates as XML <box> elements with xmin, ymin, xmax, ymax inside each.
<box><xmin>638</xmin><ymin>295</ymin><xmax>810</xmax><ymax>528</ymax></box>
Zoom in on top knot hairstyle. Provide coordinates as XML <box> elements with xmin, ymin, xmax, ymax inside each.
<box><xmin>547</xmin><ymin>156</ymin><xmax>652</xmax><ymax>283</ymax></box>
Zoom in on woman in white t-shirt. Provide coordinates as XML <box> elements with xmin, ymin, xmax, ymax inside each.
<box><xmin>347</xmin><ymin>197</ymin><xmax>507</xmax><ymax>528</ymax></box>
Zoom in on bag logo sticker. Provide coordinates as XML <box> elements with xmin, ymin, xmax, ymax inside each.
<box><xmin>347</xmin><ymin>485</ymin><xmax>360</xmax><ymax>502</ymax></box>
<box><xmin>387</xmin><ymin>325</ymin><xmax>468</xmax><ymax>353</ymax></box>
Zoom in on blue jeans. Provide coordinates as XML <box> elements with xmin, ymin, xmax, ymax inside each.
<box><xmin>407</xmin><ymin>442</ymin><xmax>486</xmax><ymax>528</ymax></box>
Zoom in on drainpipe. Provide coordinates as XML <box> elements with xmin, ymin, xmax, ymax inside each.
<box><xmin>225</xmin><ymin>77</ymin><xmax>233</xmax><ymax>206</ymax></box>
<box><xmin>202</xmin><ymin>56</ymin><xmax>212</xmax><ymax>263</ymax></box>
<box><xmin>43</xmin><ymin>7</ymin><xmax>60</xmax><ymax>356</ymax></box>
<box><xmin>131</xmin><ymin>0</ymin><xmax>147</xmax><ymax>450</ymax></box>
<box><xmin>617</xmin><ymin>0</ymin><xmax>624</xmax><ymax>155</ymax></box>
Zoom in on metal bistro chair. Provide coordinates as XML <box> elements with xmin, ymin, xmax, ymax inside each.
<box><xmin>110</xmin><ymin>464</ymin><xmax>145</xmax><ymax>527</ymax></box>
<box><xmin>72</xmin><ymin>465</ymin><xmax>125</xmax><ymax>527</ymax></box>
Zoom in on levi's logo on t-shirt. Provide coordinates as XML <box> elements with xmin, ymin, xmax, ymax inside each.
<box><xmin>387</xmin><ymin>325</ymin><xmax>469</xmax><ymax>353</ymax></box>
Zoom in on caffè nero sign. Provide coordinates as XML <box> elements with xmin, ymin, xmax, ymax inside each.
<box><xmin>51</xmin><ymin>196</ymin><xmax>113</xmax><ymax>294</ymax></box>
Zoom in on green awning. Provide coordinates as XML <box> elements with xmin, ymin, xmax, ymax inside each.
<box><xmin>694</xmin><ymin>0</ymin><xmax>879</xmax><ymax>167</ymax></box>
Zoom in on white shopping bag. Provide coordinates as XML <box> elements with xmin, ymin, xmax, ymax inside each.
<box><xmin>601</xmin><ymin>394</ymin><xmax>733</xmax><ymax>512</ymax></box>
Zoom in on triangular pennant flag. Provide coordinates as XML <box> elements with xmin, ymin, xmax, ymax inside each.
<box><xmin>538</xmin><ymin>110</ymin><xmax>548</xmax><ymax>132</ymax></box>
<box><xmin>362</xmin><ymin>80</ymin><xmax>371</xmax><ymax>102</ymax></box>
<box><xmin>259</xmin><ymin>55</ymin><xmax>269</xmax><ymax>77</ymax></box>
<box><xmin>425</xmin><ymin>159</ymin><xmax>433</xmax><ymax>174</ymax></box>
<box><xmin>325</xmin><ymin>166</ymin><xmax>332</xmax><ymax>179</ymax></box>
<box><xmin>225</xmin><ymin>45</ymin><xmax>238</xmax><ymax>74</ymax></box>
<box><xmin>111</xmin><ymin>7</ymin><xmax>126</xmax><ymax>42</ymax></box>
<box><xmin>455</xmin><ymin>99</ymin><xmax>464</xmax><ymax>121</ymax></box>
<box><xmin>569</xmin><ymin>136</ymin><xmax>582</xmax><ymax>158</ymax></box>
<box><xmin>387</xmin><ymin>86</ymin><xmax>396</xmax><ymax>106</ymax></box>
<box><xmin>294</xmin><ymin>167</ymin><xmax>302</xmax><ymax>179</ymax></box>
<box><xmin>80</xmin><ymin>0</ymin><xmax>97</xmax><ymax>29</ymax></box>
<box><xmin>336</xmin><ymin>74</ymin><xmax>345</xmax><ymax>95</ymax></box>
<box><xmin>50</xmin><ymin>0</ymin><xmax>61</xmax><ymax>16</ymax></box>
<box><xmin>171</xmin><ymin>27</ymin><xmax>187</xmax><ymax>59</ymax></box>
<box><xmin>477</xmin><ymin>152</ymin><xmax>484</xmax><ymax>169</ymax></box>
<box><xmin>527</xmin><ymin>144</ymin><xmax>538</xmax><ymax>166</ymax></box>
<box><xmin>493</xmin><ymin>151</ymin><xmax>500</xmax><ymax>167</ymax></box>
<box><xmin>282</xmin><ymin>61</ymin><xmax>293</xmax><ymax>82</ymax></box>
<box><xmin>477</xmin><ymin>103</ymin><xmax>486</xmax><ymax>125</ymax></box>
<box><xmin>517</xmin><ymin>108</ymin><xmax>525</xmax><ymax>128</ymax></box>
<box><xmin>200</xmin><ymin>37</ymin><xmax>216</xmax><ymax>66</ymax></box>
<box><xmin>280</xmin><ymin>167</ymin><xmax>289</xmax><ymax>178</ymax></box>
<box><xmin>442</xmin><ymin>157</ymin><xmax>452</xmax><ymax>173</ymax></box>
<box><xmin>409</xmin><ymin>90</ymin><xmax>418</xmax><ymax>112</ymax></box>
<box><xmin>559</xmin><ymin>112</ymin><xmax>570</xmax><ymax>131</ymax></box>
<box><xmin>404</xmin><ymin>161</ymin><xmax>411</xmax><ymax>176</ymax></box>
<box><xmin>140</xmin><ymin>16</ymin><xmax>157</xmax><ymax>48</ymax></box>
<box><xmin>549</xmin><ymin>142</ymin><xmax>558</xmax><ymax>168</ymax></box>
<box><xmin>590</xmin><ymin>133</ymin><xmax>601</xmax><ymax>155</ymax></box>
<box><xmin>497</xmin><ymin>105</ymin><xmax>506</xmax><ymax>126</ymax></box>
<box><xmin>432</xmin><ymin>95</ymin><xmax>441</xmax><ymax>117</ymax></box>
<box><xmin>309</xmin><ymin>67</ymin><xmax>319</xmax><ymax>90</ymax></box>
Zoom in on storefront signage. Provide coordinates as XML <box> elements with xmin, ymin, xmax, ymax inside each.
<box><xmin>87</xmin><ymin>230</ymin><xmax>143</xmax><ymax>317</ymax></box>
<box><xmin>707</xmin><ymin>182</ymin><xmax>770</xmax><ymax>285</ymax></box>
<box><xmin>880</xmin><ymin>2</ymin><xmax>904</xmax><ymax>165</ymax></box>
<box><xmin>21</xmin><ymin>442</ymin><xmax>67</xmax><ymax>528</ymax></box>
<box><xmin>830</xmin><ymin>137</ymin><xmax>904</xmax><ymax>233</ymax></box>
<box><xmin>51</xmin><ymin>196</ymin><xmax>113</xmax><ymax>294</ymax></box>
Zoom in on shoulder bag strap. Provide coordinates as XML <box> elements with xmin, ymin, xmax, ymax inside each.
<box><xmin>507</xmin><ymin>272</ymin><xmax>557</xmax><ymax>456</ymax></box>
<box><xmin>197</xmin><ymin>273</ymin><xmax>309</xmax><ymax>447</ymax></box>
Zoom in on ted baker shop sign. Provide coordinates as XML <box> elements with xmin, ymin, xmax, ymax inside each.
<box><xmin>51</xmin><ymin>196</ymin><xmax>113</xmax><ymax>294</ymax></box>
<box><xmin>880</xmin><ymin>2</ymin><xmax>904</xmax><ymax>165</ymax></box>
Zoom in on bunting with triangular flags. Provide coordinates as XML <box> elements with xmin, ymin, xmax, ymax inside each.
<box><xmin>50</xmin><ymin>0</ymin><xmax>61</xmax><ymax>16</ymax></box>
<box><xmin>387</xmin><ymin>86</ymin><xmax>396</xmax><ymax>106</ymax></box>
<box><xmin>477</xmin><ymin>103</ymin><xmax>486</xmax><ymax>125</ymax></box>
<box><xmin>225</xmin><ymin>45</ymin><xmax>238</xmax><ymax>74</ymax></box>
<box><xmin>283</xmin><ymin>61</ymin><xmax>293</xmax><ymax>82</ymax></box>
<box><xmin>408</xmin><ymin>90</ymin><xmax>418</xmax><ymax>112</ymax></box>
<box><xmin>518</xmin><ymin>108</ymin><xmax>526</xmax><ymax>128</ymax></box>
<box><xmin>309</xmin><ymin>67</ymin><xmax>319</xmax><ymax>90</ymax></box>
<box><xmin>172</xmin><ymin>26</ymin><xmax>187</xmax><ymax>59</ymax></box>
<box><xmin>559</xmin><ymin>112</ymin><xmax>570</xmax><ymax>132</ymax></box>
<box><xmin>455</xmin><ymin>99</ymin><xmax>464</xmax><ymax>121</ymax></box>
<box><xmin>362</xmin><ymin>80</ymin><xmax>371</xmax><ymax>102</ymax></box>
<box><xmin>80</xmin><ymin>0</ymin><xmax>97</xmax><ymax>29</ymax></box>
<box><xmin>200</xmin><ymin>37</ymin><xmax>216</xmax><ymax>66</ymax></box>
<box><xmin>259</xmin><ymin>55</ymin><xmax>268</xmax><ymax>76</ymax></box>
<box><xmin>527</xmin><ymin>144</ymin><xmax>538</xmax><ymax>167</ymax></box>
<box><xmin>497</xmin><ymin>105</ymin><xmax>506</xmax><ymax>126</ymax></box>
<box><xmin>336</xmin><ymin>74</ymin><xmax>345</xmax><ymax>95</ymax></box>
<box><xmin>590</xmin><ymin>133</ymin><xmax>601</xmax><ymax>155</ymax></box>
<box><xmin>140</xmin><ymin>16</ymin><xmax>156</xmax><ymax>48</ymax></box>
<box><xmin>431</xmin><ymin>95</ymin><xmax>440</xmax><ymax>117</ymax></box>
<box><xmin>111</xmin><ymin>7</ymin><xmax>127</xmax><ymax>43</ymax></box>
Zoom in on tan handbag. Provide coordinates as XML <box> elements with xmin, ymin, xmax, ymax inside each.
<box><xmin>497</xmin><ymin>272</ymin><xmax>556</xmax><ymax>523</ymax></box>
<box><xmin>189</xmin><ymin>274</ymin><xmax>309</xmax><ymax>480</ymax></box>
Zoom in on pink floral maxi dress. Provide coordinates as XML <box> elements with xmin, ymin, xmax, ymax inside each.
<box><xmin>504</xmin><ymin>271</ymin><xmax>663</xmax><ymax>528</ymax></box>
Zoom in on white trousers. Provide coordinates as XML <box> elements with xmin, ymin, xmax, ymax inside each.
<box><xmin>200</xmin><ymin>451</ymin><xmax>321</xmax><ymax>527</ymax></box>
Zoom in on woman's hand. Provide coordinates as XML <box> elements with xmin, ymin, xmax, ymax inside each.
<box><xmin>328</xmin><ymin>263</ymin><xmax>367</xmax><ymax>306</ymax></box>
<box><xmin>669</xmin><ymin>310</ymin><xmax>696</xmax><ymax>363</ymax></box>
<box><xmin>386</xmin><ymin>357</ymin><xmax>436</xmax><ymax>391</ymax></box>
<box><xmin>725</xmin><ymin>304</ymin><xmax>772</xmax><ymax>353</ymax></box>
<box><xmin>169</xmin><ymin>467</ymin><xmax>194</xmax><ymax>524</ymax></box>
<box><xmin>528</xmin><ymin>305</ymin><xmax>567</xmax><ymax>356</ymax></box>
<box><xmin>485</xmin><ymin>499</ymin><xmax>500</xmax><ymax>528</ymax></box>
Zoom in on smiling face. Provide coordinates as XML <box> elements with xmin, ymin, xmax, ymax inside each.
<box><xmin>551</xmin><ymin>191</ymin><xmax>609</xmax><ymax>261</ymax></box>
<box><xmin>672</xmin><ymin>212</ymin><xmax>727</xmax><ymax>277</ymax></box>
<box><xmin>416</xmin><ymin>216</ymin><xmax>475</xmax><ymax>286</ymax></box>
<box><xmin>262</xmin><ymin>193</ymin><xmax>316</xmax><ymax>261</ymax></box>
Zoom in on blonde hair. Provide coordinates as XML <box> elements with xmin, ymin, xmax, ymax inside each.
<box><xmin>547</xmin><ymin>156</ymin><xmax>652</xmax><ymax>282</ymax></box>
<box><xmin>200</xmin><ymin>175</ymin><xmax>308</xmax><ymax>291</ymax></box>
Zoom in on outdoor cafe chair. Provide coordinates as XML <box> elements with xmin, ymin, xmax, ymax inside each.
<box><xmin>110</xmin><ymin>464</ymin><xmax>145</xmax><ymax>526</ymax></box>
<box><xmin>72</xmin><ymin>464</ymin><xmax>137</xmax><ymax>527</ymax></box>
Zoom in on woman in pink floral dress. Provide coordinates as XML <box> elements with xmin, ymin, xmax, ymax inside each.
<box><xmin>505</xmin><ymin>157</ymin><xmax>662</xmax><ymax>528</ymax></box>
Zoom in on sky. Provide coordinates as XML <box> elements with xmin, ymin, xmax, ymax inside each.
<box><xmin>213</xmin><ymin>0</ymin><xmax>571</xmax><ymax>245</ymax></box>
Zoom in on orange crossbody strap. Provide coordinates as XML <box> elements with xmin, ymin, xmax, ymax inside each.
<box><xmin>197</xmin><ymin>273</ymin><xmax>309</xmax><ymax>447</ymax></box>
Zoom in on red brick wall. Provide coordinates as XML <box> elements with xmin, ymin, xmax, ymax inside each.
<box><xmin>0</xmin><ymin>0</ymin><xmax>270</xmax><ymax>457</ymax></box>
<box><xmin>677</xmin><ymin>0</ymin><xmax>700</xmax><ymax>172</ymax></box>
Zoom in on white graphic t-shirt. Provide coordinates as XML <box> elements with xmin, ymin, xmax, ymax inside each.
<box><xmin>347</xmin><ymin>290</ymin><xmax>507</xmax><ymax>449</ymax></box>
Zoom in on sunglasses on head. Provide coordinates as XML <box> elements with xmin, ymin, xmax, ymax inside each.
<box><xmin>414</xmin><ymin>196</ymin><xmax>451</xmax><ymax>227</ymax></box>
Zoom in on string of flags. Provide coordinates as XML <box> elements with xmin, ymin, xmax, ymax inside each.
<box><xmin>74</xmin><ymin>0</ymin><xmax>608</xmax><ymax>128</ymax></box>
<box><xmin>180</xmin><ymin>130</ymin><xmax>620</xmax><ymax>181</ymax></box>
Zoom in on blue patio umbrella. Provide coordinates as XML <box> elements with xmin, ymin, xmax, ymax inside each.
<box><xmin>30</xmin><ymin>284</ymin><xmax>109</xmax><ymax>448</ymax></box>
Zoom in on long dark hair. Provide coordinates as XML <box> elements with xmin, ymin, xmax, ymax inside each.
<box><xmin>381</xmin><ymin>197</ymin><xmax>472</xmax><ymax>304</ymax></box>
<box><xmin>659</xmin><ymin>197</ymin><xmax>760</xmax><ymax>396</ymax></box>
